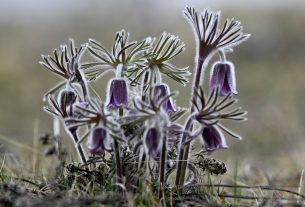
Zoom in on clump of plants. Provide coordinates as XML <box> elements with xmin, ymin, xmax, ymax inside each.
<box><xmin>40</xmin><ymin>6</ymin><xmax>249</xmax><ymax>203</ymax></box>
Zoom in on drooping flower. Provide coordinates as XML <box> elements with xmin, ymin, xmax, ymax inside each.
<box><xmin>57</xmin><ymin>88</ymin><xmax>77</xmax><ymax>117</ymax></box>
<box><xmin>153</xmin><ymin>84</ymin><xmax>176</xmax><ymax>113</ymax></box>
<box><xmin>143</xmin><ymin>127</ymin><xmax>162</xmax><ymax>157</ymax></box>
<box><xmin>201</xmin><ymin>125</ymin><xmax>228</xmax><ymax>152</ymax></box>
<box><xmin>209</xmin><ymin>61</ymin><xmax>237</xmax><ymax>96</ymax></box>
<box><xmin>106</xmin><ymin>78</ymin><xmax>128</xmax><ymax>109</ymax></box>
<box><xmin>88</xmin><ymin>126</ymin><xmax>111</xmax><ymax>155</ymax></box>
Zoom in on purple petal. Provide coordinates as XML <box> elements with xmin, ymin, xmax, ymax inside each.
<box><xmin>209</xmin><ymin>62</ymin><xmax>221</xmax><ymax>91</ymax></box>
<box><xmin>210</xmin><ymin>61</ymin><xmax>237</xmax><ymax>96</ymax></box>
<box><xmin>143</xmin><ymin>127</ymin><xmax>162</xmax><ymax>157</ymax></box>
<box><xmin>153</xmin><ymin>84</ymin><xmax>176</xmax><ymax>113</ymax></box>
<box><xmin>220</xmin><ymin>73</ymin><xmax>232</xmax><ymax>96</ymax></box>
<box><xmin>220</xmin><ymin>62</ymin><xmax>237</xmax><ymax>96</ymax></box>
<box><xmin>217</xmin><ymin>63</ymin><xmax>227</xmax><ymax>92</ymax></box>
<box><xmin>57</xmin><ymin>89</ymin><xmax>77</xmax><ymax>117</ymax></box>
<box><xmin>225</xmin><ymin>62</ymin><xmax>237</xmax><ymax>94</ymax></box>
<box><xmin>88</xmin><ymin>127</ymin><xmax>110</xmax><ymax>155</ymax></box>
<box><xmin>165</xmin><ymin>99</ymin><xmax>176</xmax><ymax>113</ymax></box>
<box><xmin>107</xmin><ymin>79</ymin><xmax>128</xmax><ymax>109</ymax></box>
<box><xmin>201</xmin><ymin>126</ymin><xmax>228</xmax><ymax>152</ymax></box>
<box><xmin>209</xmin><ymin>62</ymin><xmax>226</xmax><ymax>92</ymax></box>
<box><xmin>153</xmin><ymin>84</ymin><xmax>167</xmax><ymax>101</ymax></box>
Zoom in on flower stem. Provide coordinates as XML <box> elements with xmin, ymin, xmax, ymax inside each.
<box><xmin>114</xmin><ymin>108</ymin><xmax>124</xmax><ymax>187</ymax></box>
<box><xmin>175</xmin><ymin>118</ymin><xmax>193</xmax><ymax>185</ymax></box>
<box><xmin>158</xmin><ymin>135</ymin><xmax>167</xmax><ymax>199</ymax></box>
<box><xmin>116</xmin><ymin>64</ymin><xmax>124</xmax><ymax>78</ymax></box>
<box><xmin>69</xmin><ymin>128</ymin><xmax>87</xmax><ymax>164</ymax></box>
<box><xmin>114</xmin><ymin>139</ymin><xmax>123</xmax><ymax>184</ymax></box>
<box><xmin>218</xmin><ymin>50</ymin><xmax>227</xmax><ymax>62</ymax></box>
<box><xmin>175</xmin><ymin>46</ymin><xmax>209</xmax><ymax>187</ymax></box>
<box><xmin>153</xmin><ymin>65</ymin><xmax>162</xmax><ymax>84</ymax></box>
<box><xmin>141</xmin><ymin>71</ymin><xmax>150</xmax><ymax>101</ymax></box>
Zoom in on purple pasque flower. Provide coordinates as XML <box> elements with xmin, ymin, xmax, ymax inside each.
<box><xmin>152</xmin><ymin>84</ymin><xmax>176</xmax><ymax>113</ymax></box>
<box><xmin>209</xmin><ymin>61</ymin><xmax>237</xmax><ymax>96</ymax></box>
<box><xmin>143</xmin><ymin>126</ymin><xmax>163</xmax><ymax>158</ymax></box>
<box><xmin>201</xmin><ymin>125</ymin><xmax>228</xmax><ymax>152</ymax></box>
<box><xmin>106</xmin><ymin>78</ymin><xmax>128</xmax><ymax>109</ymax></box>
<box><xmin>88</xmin><ymin>126</ymin><xmax>111</xmax><ymax>155</ymax></box>
<box><xmin>57</xmin><ymin>88</ymin><xmax>77</xmax><ymax>117</ymax></box>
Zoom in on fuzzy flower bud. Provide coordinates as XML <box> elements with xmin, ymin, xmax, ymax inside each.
<box><xmin>106</xmin><ymin>78</ymin><xmax>128</xmax><ymax>109</ymax></box>
<box><xmin>209</xmin><ymin>61</ymin><xmax>237</xmax><ymax>96</ymax></box>
<box><xmin>201</xmin><ymin>125</ymin><xmax>228</xmax><ymax>152</ymax></box>
<box><xmin>153</xmin><ymin>84</ymin><xmax>176</xmax><ymax>113</ymax></box>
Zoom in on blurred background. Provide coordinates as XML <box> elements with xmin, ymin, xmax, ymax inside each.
<box><xmin>1</xmin><ymin>0</ymin><xmax>305</xmax><ymax>180</ymax></box>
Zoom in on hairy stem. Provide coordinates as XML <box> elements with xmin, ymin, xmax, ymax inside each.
<box><xmin>114</xmin><ymin>140</ymin><xmax>123</xmax><ymax>183</ymax></box>
<box><xmin>114</xmin><ymin>108</ymin><xmax>124</xmax><ymax>186</ymax></box>
<box><xmin>158</xmin><ymin>135</ymin><xmax>167</xmax><ymax>199</ymax></box>
<box><xmin>70</xmin><ymin>128</ymin><xmax>87</xmax><ymax>164</ymax></box>
<box><xmin>141</xmin><ymin>71</ymin><xmax>150</xmax><ymax>101</ymax></box>
<box><xmin>175</xmin><ymin>118</ymin><xmax>193</xmax><ymax>185</ymax></box>
<box><xmin>175</xmin><ymin>46</ymin><xmax>209</xmax><ymax>187</ymax></box>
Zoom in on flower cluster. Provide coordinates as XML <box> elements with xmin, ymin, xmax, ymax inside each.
<box><xmin>40</xmin><ymin>6</ymin><xmax>249</xmax><ymax>197</ymax></box>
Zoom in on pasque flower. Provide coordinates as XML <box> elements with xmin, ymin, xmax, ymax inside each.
<box><xmin>201</xmin><ymin>125</ymin><xmax>228</xmax><ymax>152</ymax></box>
<box><xmin>209</xmin><ymin>61</ymin><xmax>237</xmax><ymax>96</ymax></box>
<box><xmin>106</xmin><ymin>78</ymin><xmax>128</xmax><ymax>109</ymax></box>
<box><xmin>88</xmin><ymin>126</ymin><xmax>111</xmax><ymax>155</ymax></box>
<box><xmin>153</xmin><ymin>84</ymin><xmax>176</xmax><ymax>113</ymax></box>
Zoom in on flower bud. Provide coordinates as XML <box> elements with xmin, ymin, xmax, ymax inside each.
<box><xmin>106</xmin><ymin>78</ymin><xmax>128</xmax><ymax>109</ymax></box>
<box><xmin>201</xmin><ymin>125</ymin><xmax>228</xmax><ymax>152</ymax></box>
<box><xmin>209</xmin><ymin>61</ymin><xmax>237</xmax><ymax>96</ymax></box>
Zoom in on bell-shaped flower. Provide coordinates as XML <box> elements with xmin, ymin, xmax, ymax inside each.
<box><xmin>88</xmin><ymin>126</ymin><xmax>111</xmax><ymax>155</ymax></box>
<box><xmin>143</xmin><ymin>127</ymin><xmax>163</xmax><ymax>157</ymax></box>
<box><xmin>201</xmin><ymin>125</ymin><xmax>228</xmax><ymax>152</ymax></box>
<box><xmin>57</xmin><ymin>88</ymin><xmax>77</xmax><ymax>117</ymax></box>
<box><xmin>153</xmin><ymin>84</ymin><xmax>176</xmax><ymax>113</ymax></box>
<box><xmin>209</xmin><ymin>61</ymin><xmax>237</xmax><ymax>96</ymax></box>
<box><xmin>106</xmin><ymin>78</ymin><xmax>128</xmax><ymax>109</ymax></box>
